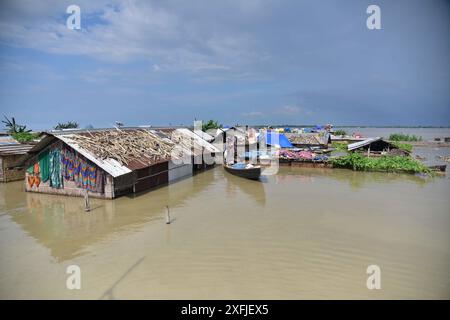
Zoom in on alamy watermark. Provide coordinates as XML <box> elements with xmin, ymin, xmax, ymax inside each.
<box><xmin>66</xmin><ymin>5</ymin><xmax>81</xmax><ymax>30</ymax></box>
<box><xmin>367</xmin><ymin>5</ymin><xmax>381</xmax><ymax>30</ymax></box>
<box><xmin>168</xmin><ymin>120</ymin><xmax>280</xmax><ymax>175</ymax></box>
<box><xmin>66</xmin><ymin>265</ymin><xmax>81</xmax><ymax>290</ymax></box>
<box><xmin>366</xmin><ymin>265</ymin><xmax>381</xmax><ymax>290</ymax></box>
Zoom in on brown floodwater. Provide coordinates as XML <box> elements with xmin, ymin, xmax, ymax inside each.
<box><xmin>0</xmin><ymin>166</ymin><xmax>449</xmax><ymax>299</ymax></box>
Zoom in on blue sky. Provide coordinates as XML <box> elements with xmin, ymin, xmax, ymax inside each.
<box><xmin>0</xmin><ymin>0</ymin><xmax>449</xmax><ymax>130</ymax></box>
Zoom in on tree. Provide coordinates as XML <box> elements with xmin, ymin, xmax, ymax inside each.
<box><xmin>54</xmin><ymin>121</ymin><xmax>79</xmax><ymax>130</ymax></box>
<box><xmin>2</xmin><ymin>116</ymin><xmax>31</xmax><ymax>133</ymax></box>
<box><xmin>202</xmin><ymin>119</ymin><xmax>222</xmax><ymax>131</ymax></box>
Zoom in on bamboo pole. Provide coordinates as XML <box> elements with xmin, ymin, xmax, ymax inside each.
<box><xmin>165</xmin><ymin>206</ymin><xmax>171</xmax><ymax>224</ymax></box>
<box><xmin>84</xmin><ymin>189</ymin><xmax>90</xmax><ymax>212</ymax></box>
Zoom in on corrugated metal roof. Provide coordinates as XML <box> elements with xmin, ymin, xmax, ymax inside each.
<box><xmin>174</xmin><ymin>128</ymin><xmax>220</xmax><ymax>153</ymax></box>
<box><xmin>0</xmin><ymin>135</ymin><xmax>19</xmax><ymax>145</ymax></box>
<box><xmin>347</xmin><ymin>137</ymin><xmax>382</xmax><ymax>151</ymax></box>
<box><xmin>194</xmin><ymin>130</ymin><xmax>214</xmax><ymax>142</ymax></box>
<box><xmin>0</xmin><ymin>144</ymin><xmax>34</xmax><ymax>156</ymax></box>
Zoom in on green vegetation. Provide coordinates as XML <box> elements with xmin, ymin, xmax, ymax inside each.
<box><xmin>331</xmin><ymin>153</ymin><xmax>431</xmax><ymax>174</ymax></box>
<box><xmin>388</xmin><ymin>133</ymin><xmax>422</xmax><ymax>142</ymax></box>
<box><xmin>331</xmin><ymin>141</ymin><xmax>348</xmax><ymax>152</ymax></box>
<box><xmin>2</xmin><ymin>116</ymin><xmax>31</xmax><ymax>133</ymax></box>
<box><xmin>391</xmin><ymin>141</ymin><xmax>413</xmax><ymax>153</ymax></box>
<box><xmin>2</xmin><ymin>115</ymin><xmax>39</xmax><ymax>143</ymax></box>
<box><xmin>54</xmin><ymin>121</ymin><xmax>79</xmax><ymax>130</ymax></box>
<box><xmin>11</xmin><ymin>132</ymin><xmax>40</xmax><ymax>143</ymax></box>
<box><xmin>333</xmin><ymin>129</ymin><xmax>347</xmax><ymax>136</ymax></box>
<box><xmin>202</xmin><ymin>119</ymin><xmax>222</xmax><ymax>131</ymax></box>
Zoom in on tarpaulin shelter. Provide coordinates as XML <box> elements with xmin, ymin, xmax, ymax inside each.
<box><xmin>260</xmin><ymin>132</ymin><xmax>293</xmax><ymax>148</ymax></box>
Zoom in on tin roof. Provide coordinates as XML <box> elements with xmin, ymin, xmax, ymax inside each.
<box><xmin>0</xmin><ymin>135</ymin><xmax>19</xmax><ymax>145</ymax></box>
<box><xmin>347</xmin><ymin>137</ymin><xmax>382</xmax><ymax>151</ymax></box>
<box><xmin>193</xmin><ymin>130</ymin><xmax>214</xmax><ymax>142</ymax></box>
<box><xmin>174</xmin><ymin>128</ymin><xmax>220</xmax><ymax>153</ymax></box>
<box><xmin>0</xmin><ymin>144</ymin><xmax>34</xmax><ymax>156</ymax></box>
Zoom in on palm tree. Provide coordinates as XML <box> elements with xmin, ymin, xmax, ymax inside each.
<box><xmin>2</xmin><ymin>116</ymin><xmax>31</xmax><ymax>133</ymax></box>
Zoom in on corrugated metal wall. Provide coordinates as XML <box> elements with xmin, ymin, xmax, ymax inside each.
<box><xmin>133</xmin><ymin>161</ymin><xmax>169</xmax><ymax>194</ymax></box>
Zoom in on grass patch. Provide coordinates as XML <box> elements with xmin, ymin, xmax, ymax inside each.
<box><xmin>388</xmin><ymin>133</ymin><xmax>422</xmax><ymax>141</ymax></box>
<box><xmin>331</xmin><ymin>152</ymin><xmax>431</xmax><ymax>174</ymax></box>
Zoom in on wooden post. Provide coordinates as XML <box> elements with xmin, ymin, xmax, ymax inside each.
<box><xmin>165</xmin><ymin>206</ymin><xmax>171</xmax><ymax>224</ymax></box>
<box><xmin>84</xmin><ymin>190</ymin><xmax>90</xmax><ymax>212</ymax></box>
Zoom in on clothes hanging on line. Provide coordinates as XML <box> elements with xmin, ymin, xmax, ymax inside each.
<box><xmin>49</xmin><ymin>149</ymin><xmax>62</xmax><ymax>188</ymax></box>
<box><xmin>61</xmin><ymin>146</ymin><xmax>105</xmax><ymax>193</ymax></box>
<box><xmin>38</xmin><ymin>150</ymin><xmax>50</xmax><ymax>183</ymax></box>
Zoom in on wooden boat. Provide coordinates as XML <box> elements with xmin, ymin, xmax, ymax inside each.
<box><xmin>428</xmin><ymin>164</ymin><xmax>447</xmax><ymax>172</ymax></box>
<box><xmin>224</xmin><ymin>163</ymin><xmax>261</xmax><ymax>180</ymax></box>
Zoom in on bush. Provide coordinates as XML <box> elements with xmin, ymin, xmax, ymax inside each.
<box><xmin>391</xmin><ymin>141</ymin><xmax>413</xmax><ymax>153</ymax></box>
<box><xmin>388</xmin><ymin>133</ymin><xmax>422</xmax><ymax>142</ymax></box>
<box><xmin>54</xmin><ymin>121</ymin><xmax>79</xmax><ymax>130</ymax></box>
<box><xmin>12</xmin><ymin>132</ymin><xmax>40</xmax><ymax>143</ymax></box>
<box><xmin>331</xmin><ymin>153</ymin><xmax>431</xmax><ymax>174</ymax></box>
<box><xmin>202</xmin><ymin>120</ymin><xmax>222</xmax><ymax>131</ymax></box>
<box><xmin>333</xmin><ymin>129</ymin><xmax>347</xmax><ymax>136</ymax></box>
<box><xmin>331</xmin><ymin>141</ymin><xmax>348</xmax><ymax>152</ymax></box>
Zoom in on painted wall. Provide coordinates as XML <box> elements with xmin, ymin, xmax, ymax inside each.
<box><xmin>24</xmin><ymin>141</ymin><xmax>113</xmax><ymax>199</ymax></box>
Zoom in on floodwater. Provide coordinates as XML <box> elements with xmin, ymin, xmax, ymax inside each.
<box><xmin>0</xmin><ymin>166</ymin><xmax>449</xmax><ymax>299</ymax></box>
<box><xmin>338</xmin><ymin>127</ymin><xmax>450</xmax><ymax>141</ymax></box>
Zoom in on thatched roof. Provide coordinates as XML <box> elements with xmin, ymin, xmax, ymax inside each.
<box><xmin>69</xmin><ymin>129</ymin><xmax>174</xmax><ymax>167</ymax></box>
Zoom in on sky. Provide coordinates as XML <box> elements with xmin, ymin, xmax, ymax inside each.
<box><xmin>0</xmin><ymin>0</ymin><xmax>449</xmax><ymax>130</ymax></box>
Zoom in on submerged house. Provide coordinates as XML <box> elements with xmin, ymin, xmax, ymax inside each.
<box><xmin>15</xmin><ymin>127</ymin><xmax>218</xmax><ymax>199</ymax></box>
<box><xmin>347</xmin><ymin>137</ymin><xmax>408</xmax><ymax>156</ymax></box>
<box><xmin>0</xmin><ymin>143</ymin><xmax>34</xmax><ymax>182</ymax></box>
<box><xmin>161</xmin><ymin>128</ymin><xmax>220</xmax><ymax>171</ymax></box>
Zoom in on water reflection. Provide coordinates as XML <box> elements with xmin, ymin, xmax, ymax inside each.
<box><xmin>7</xmin><ymin>173</ymin><xmax>214</xmax><ymax>262</ymax></box>
<box><xmin>1</xmin><ymin>165</ymin><xmax>449</xmax><ymax>299</ymax></box>
<box><xmin>223</xmin><ymin>170</ymin><xmax>267</xmax><ymax>207</ymax></box>
<box><xmin>1</xmin><ymin>165</ymin><xmax>438</xmax><ymax>264</ymax></box>
<box><xmin>275</xmin><ymin>166</ymin><xmax>432</xmax><ymax>190</ymax></box>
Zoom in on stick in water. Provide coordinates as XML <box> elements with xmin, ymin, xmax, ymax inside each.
<box><xmin>165</xmin><ymin>206</ymin><xmax>170</xmax><ymax>224</ymax></box>
<box><xmin>84</xmin><ymin>190</ymin><xmax>90</xmax><ymax>212</ymax></box>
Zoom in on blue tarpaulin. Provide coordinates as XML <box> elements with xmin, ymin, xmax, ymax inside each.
<box><xmin>313</xmin><ymin>125</ymin><xmax>324</xmax><ymax>131</ymax></box>
<box><xmin>260</xmin><ymin>132</ymin><xmax>293</xmax><ymax>148</ymax></box>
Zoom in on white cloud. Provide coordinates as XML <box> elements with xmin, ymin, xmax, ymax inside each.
<box><xmin>0</xmin><ymin>0</ymin><xmax>270</xmax><ymax>77</ymax></box>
